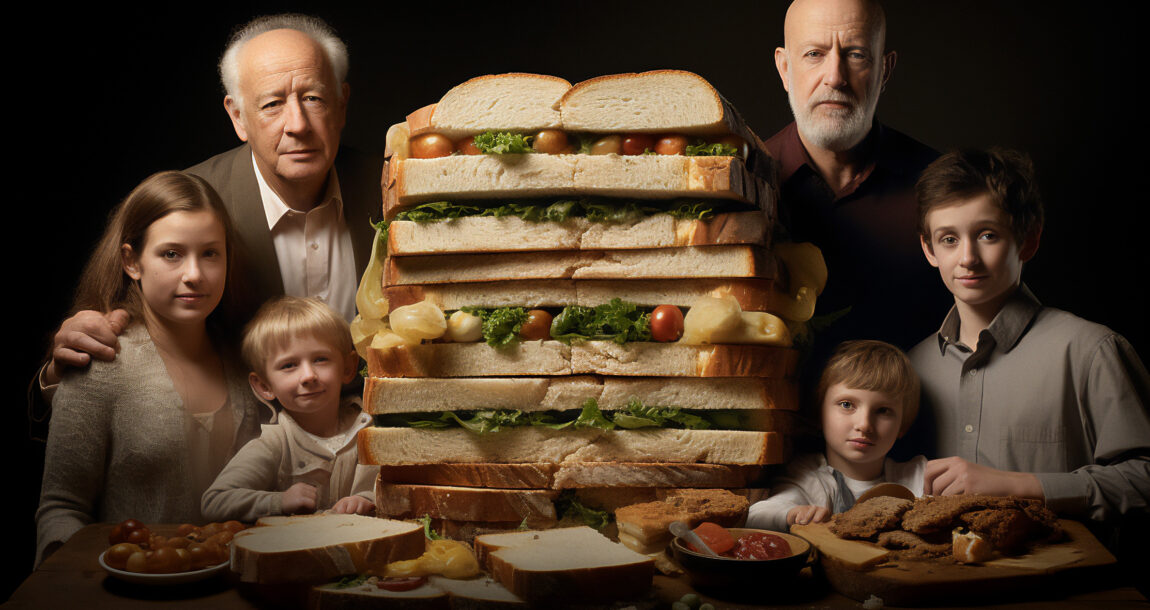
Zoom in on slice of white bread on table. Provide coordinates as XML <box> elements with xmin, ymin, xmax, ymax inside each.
<box><xmin>358</xmin><ymin>427</ymin><xmax>783</xmax><ymax>467</ymax></box>
<box><xmin>230</xmin><ymin>514</ymin><xmax>425</xmax><ymax>584</ymax></box>
<box><xmin>309</xmin><ymin>574</ymin><xmax>525</xmax><ymax>610</ymax></box>
<box><xmin>473</xmin><ymin>526</ymin><xmax>654</xmax><ymax>604</ymax></box>
<box><xmin>365</xmin><ymin>341</ymin><xmax>798</xmax><ymax>378</ymax></box>
<box><xmin>386</xmin><ymin>210</ymin><xmax>772</xmax><ymax>255</ymax></box>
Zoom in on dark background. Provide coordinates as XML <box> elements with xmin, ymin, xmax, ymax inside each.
<box><xmin>8</xmin><ymin>1</ymin><xmax>1146</xmax><ymax>600</ymax></box>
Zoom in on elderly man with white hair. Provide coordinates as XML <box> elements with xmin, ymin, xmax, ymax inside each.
<box><xmin>42</xmin><ymin>14</ymin><xmax>380</xmax><ymax>392</ymax></box>
<box><xmin>767</xmin><ymin>0</ymin><xmax>949</xmax><ymax>361</ymax></box>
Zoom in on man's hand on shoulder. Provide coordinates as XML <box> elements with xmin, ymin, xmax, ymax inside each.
<box><xmin>924</xmin><ymin>456</ymin><xmax>1045</xmax><ymax>499</ymax></box>
<box><xmin>45</xmin><ymin>309</ymin><xmax>130</xmax><ymax>386</ymax></box>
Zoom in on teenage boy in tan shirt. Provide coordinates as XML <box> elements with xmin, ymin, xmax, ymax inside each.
<box><xmin>909</xmin><ymin>148</ymin><xmax>1150</xmax><ymax>525</ymax></box>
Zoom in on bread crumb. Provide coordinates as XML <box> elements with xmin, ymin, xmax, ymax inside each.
<box><xmin>862</xmin><ymin>594</ymin><xmax>884</xmax><ymax>609</ymax></box>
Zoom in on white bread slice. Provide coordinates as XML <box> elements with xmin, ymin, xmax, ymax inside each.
<box><xmin>357</xmin><ymin>428</ymin><xmax>783</xmax><ymax>466</ymax></box>
<box><xmin>384</xmin><ymin>154</ymin><xmax>771</xmax><ymax>215</ymax></box>
<box><xmin>386</xmin><ymin>211</ymin><xmax>771</xmax><ymax>255</ymax></box>
<box><xmin>384</xmin><ymin>245</ymin><xmax>775</xmax><ymax>285</ymax></box>
<box><xmin>309</xmin><ymin>575</ymin><xmax>525</xmax><ymax>609</ymax></box>
<box><xmin>560</xmin><ymin>70</ymin><xmax>745</xmax><ymax>136</ymax></box>
<box><xmin>474</xmin><ymin>527</ymin><xmax>654</xmax><ymax>604</ymax></box>
<box><xmin>415</xmin><ymin>73</ymin><xmax>571</xmax><ymax>140</ymax></box>
<box><xmin>376</xmin><ymin>462</ymin><xmax>764</xmax><ymax>490</ymax></box>
<box><xmin>365</xmin><ymin>341</ymin><xmax>798</xmax><ymax>378</ymax></box>
<box><xmin>363</xmin><ymin>376</ymin><xmax>798</xmax><ymax>415</ymax></box>
<box><xmin>230</xmin><ymin>514</ymin><xmax>425</xmax><ymax>584</ymax></box>
<box><xmin>309</xmin><ymin>579</ymin><xmax>448</xmax><ymax>610</ymax></box>
<box><xmin>384</xmin><ymin>278</ymin><xmax>778</xmax><ymax>312</ymax></box>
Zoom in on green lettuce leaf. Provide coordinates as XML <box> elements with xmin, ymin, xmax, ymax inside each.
<box><xmin>685</xmin><ymin>140</ymin><xmax>740</xmax><ymax>157</ymax></box>
<box><xmin>473</xmin><ymin>131</ymin><xmax>534</xmax><ymax>154</ymax></box>
<box><xmin>549</xmin><ymin>299</ymin><xmax>652</xmax><ymax>345</ymax></box>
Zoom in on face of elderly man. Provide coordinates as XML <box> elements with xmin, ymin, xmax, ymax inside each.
<box><xmin>774</xmin><ymin>0</ymin><xmax>894</xmax><ymax>153</ymax></box>
<box><xmin>225</xmin><ymin>29</ymin><xmax>347</xmax><ymax>207</ymax></box>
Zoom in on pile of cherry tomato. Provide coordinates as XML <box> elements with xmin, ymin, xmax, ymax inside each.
<box><xmin>103</xmin><ymin>519</ymin><xmax>247</xmax><ymax>573</ymax></box>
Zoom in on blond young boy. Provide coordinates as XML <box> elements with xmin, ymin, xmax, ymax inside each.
<box><xmin>909</xmin><ymin>148</ymin><xmax>1150</xmax><ymax>522</ymax></box>
<box><xmin>746</xmin><ymin>340</ymin><xmax>926</xmax><ymax>532</ymax></box>
<box><xmin>201</xmin><ymin>297</ymin><xmax>376</xmax><ymax>521</ymax></box>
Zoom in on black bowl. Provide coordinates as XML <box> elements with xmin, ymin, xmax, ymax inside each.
<box><xmin>670</xmin><ymin>528</ymin><xmax>813</xmax><ymax>591</ymax></box>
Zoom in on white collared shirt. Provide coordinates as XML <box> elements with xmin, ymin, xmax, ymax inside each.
<box><xmin>252</xmin><ymin>154</ymin><xmax>357</xmax><ymax>321</ymax></box>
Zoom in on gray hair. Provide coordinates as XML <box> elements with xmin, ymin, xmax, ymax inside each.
<box><xmin>219</xmin><ymin>13</ymin><xmax>348</xmax><ymax>104</ymax></box>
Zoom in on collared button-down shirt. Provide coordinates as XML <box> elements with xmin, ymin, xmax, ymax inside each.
<box><xmin>910</xmin><ymin>285</ymin><xmax>1150</xmax><ymax>521</ymax></box>
<box><xmin>253</xmin><ymin>154</ymin><xmax>357</xmax><ymax>321</ymax></box>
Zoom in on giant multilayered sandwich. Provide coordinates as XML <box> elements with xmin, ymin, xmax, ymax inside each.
<box><xmin>353</xmin><ymin>71</ymin><xmax>825</xmax><ymax>557</ymax></box>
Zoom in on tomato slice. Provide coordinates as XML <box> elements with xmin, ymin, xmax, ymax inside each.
<box><xmin>688</xmin><ymin>522</ymin><xmax>736</xmax><ymax>555</ymax></box>
<box><xmin>377</xmin><ymin>576</ymin><xmax>428</xmax><ymax>592</ymax></box>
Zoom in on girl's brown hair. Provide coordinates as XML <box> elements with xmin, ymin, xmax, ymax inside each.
<box><xmin>71</xmin><ymin>171</ymin><xmax>241</xmax><ymax>328</ymax></box>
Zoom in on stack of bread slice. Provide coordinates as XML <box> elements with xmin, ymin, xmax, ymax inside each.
<box><xmin>354</xmin><ymin>71</ymin><xmax>821</xmax><ymax>557</ymax></box>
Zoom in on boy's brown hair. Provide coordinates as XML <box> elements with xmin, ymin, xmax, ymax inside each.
<box><xmin>242</xmin><ymin>296</ymin><xmax>354</xmax><ymax>377</ymax></box>
<box><xmin>816</xmin><ymin>340</ymin><xmax>920</xmax><ymax>437</ymax></box>
<box><xmin>916</xmin><ymin>147</ymin><xmax>1044</xmax><ymax>245</ymax></box>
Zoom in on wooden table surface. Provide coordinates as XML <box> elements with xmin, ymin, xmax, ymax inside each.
<box><xmin>5</xmin><ymin>523</ymin><xmax>1147</xmax><ymax>609</ymax></box>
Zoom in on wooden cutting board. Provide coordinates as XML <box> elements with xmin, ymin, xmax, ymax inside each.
<box><xmin>791</xmin><ymin>519</ymin><xmax>1116</xmax><ymax>606</ymax></box>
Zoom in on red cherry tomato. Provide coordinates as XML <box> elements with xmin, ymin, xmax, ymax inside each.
<box><xmin>621</xmin><ymin>134</ymin><xmax>656</xmax><ymax>155</ymax></box>
<box><xmin>455</xmin><ymin>136</ymin><xmax>481</xmax><ymax>155</ymax></box>
<box><xmin>689</xmin><ymin>522</ymin><xmax>736</xmax><ymax>555</ymax></box>
<box><xmin>650</xmin><ymin>305</ymin><xmax>684</xmax><ymax>342</ymax></box>
<box><xmin>732</xmin><ymin>532</ymin><xmax>792</xmax><ymax>560</ymax></box>
<box><xmin>589</xmin><ymin>135</ymin><xmax>623</xmax><ymax>155</ymax></box>
<box><xmin>654</xmin><ymin>134</ymin><xmax>688</xmax><ymax>155</ymax></box>
<box><xmin>532</xmin><ymin>129</ymin><xmax>571</xmax><ymax>154</ymax></box>
<box><xmin>125</xmin><ymin>527</ymin><xmax>152</xmax><ymax>546</ymax></box>
<box><xmin>377</xmin><ymin>576</ymin><xmax>428</xmax><ymax>592</ymax></box>
<box><xmin>409</xmin><ymin>134</ymin><xmax>454</xmax><ymax>159</ymax></box>
<box><xmin>519</xmin><ymin>310</ymin><xmax>553</xmax><ymax>341</ymax></box>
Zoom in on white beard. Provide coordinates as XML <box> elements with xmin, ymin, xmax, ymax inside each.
<box><xmin>788</xmin><ymin>74</ymin><xmax>881</xmax><ymax>152</ymax></box>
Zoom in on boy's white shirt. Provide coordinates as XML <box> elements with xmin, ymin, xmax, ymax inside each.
<box><xmin>200</xmin><ymin>396</ymin><xmax>375</xmax><ymax>522</ymax></box>
<box><xmin>745</xmin><ymin>453</ymin><xmax>926</xmax><ymax>532</ymax></box>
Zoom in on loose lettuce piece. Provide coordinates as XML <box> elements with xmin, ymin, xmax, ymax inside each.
<box><xmin>473</xmin><ymin>131</ymin><xmax>534</xmax><ymax>154</ymax></box>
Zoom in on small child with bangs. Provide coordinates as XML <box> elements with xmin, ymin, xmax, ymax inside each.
<box><xmin>746</xmin><ymin>340</ymin><xmax>926</xmax><ymax>532</ymax></box>
<box><xmin>201</xmin><ymin>296</ymin><xmax>376</xmax><ymax>521</ymax></box>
